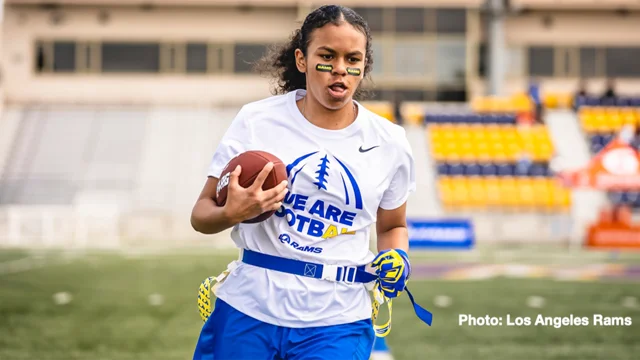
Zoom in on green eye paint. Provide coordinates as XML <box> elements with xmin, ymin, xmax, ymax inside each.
<box><xmin>346</xmin><ymin>68</ymin><xmax>361</xmax><ymax>76</ymax></box>
<box><xmin>316</xmin><ymin>64</ymin><xmax>333</xmax><ymax>72</ymax></box>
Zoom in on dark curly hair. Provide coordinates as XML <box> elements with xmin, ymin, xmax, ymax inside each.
<box><xmin>254</xmin><ymin>5</ymin><xmax>373</xmax><ymax>100</ymax></box>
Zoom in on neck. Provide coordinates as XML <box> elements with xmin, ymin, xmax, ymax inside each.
<box><xmin>298</xmin><ymin>92</ymin><xmax>357</xmax><ymax>131</ymax></box>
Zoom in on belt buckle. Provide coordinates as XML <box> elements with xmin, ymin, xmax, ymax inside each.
<box><xmin>343</xmin><ymin>266</ymin><xmax>358</xmax><ymax>284</ymax></box>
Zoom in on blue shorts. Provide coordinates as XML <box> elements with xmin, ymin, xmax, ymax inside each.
<box><xmin>193</xmin><ymin>298</ymin><xmax>375</xmax><ymax>360</ymax></box>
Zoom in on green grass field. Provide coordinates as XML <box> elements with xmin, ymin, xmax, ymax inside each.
<box><xmin>1</xmin><ymin>249</ymin><xmax>639</xmax><ymax>360</ymax></box>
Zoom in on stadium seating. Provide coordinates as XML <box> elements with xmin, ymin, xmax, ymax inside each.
<box><xmin>360</xmin><ymin>101</ymin><xmax>395</xmax><ymax>123</ymax></box>
<box><xmin>470</xmin><ymin>94</ymin><xmax>533</xmax><ymax>114</ymax></box>
<box><xmin>576</xmin><ymin>101</ymin><xmax>640</xmax><ymax>209</ymax></box>
<box><xmin>426</xmin><ymin>113</ymin><xmax>569</xmax><ymax>212</ymax></box>
<box><xmin>428</xmin><ymin>124</ymin><xmax>554</xmax><ymax>162</ymax></box>
<box><xmin>579</xmin><ymin>106</ymin><xmax>640</xmax><ymax>135</ymax></box>
<box><xmin>437</xmin><ymin>176</ymin><xmax>571</xmax><ymax>210</ymax></box>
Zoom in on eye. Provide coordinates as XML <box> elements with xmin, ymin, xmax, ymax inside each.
<box><xmin>321</xmin><ymin>54</ymin><xmax>333</xmax><ymax>61</ymax></box>
<box><xmin>349</xmin><ymin>57</ymin><xmax>361</xmax><ymax>63</ymax></box>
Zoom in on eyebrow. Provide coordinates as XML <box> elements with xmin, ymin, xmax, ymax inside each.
<box><xmin>317</xmin><ymin>46</ymin><xmax>363</xmax><ymax>57</ymax></box>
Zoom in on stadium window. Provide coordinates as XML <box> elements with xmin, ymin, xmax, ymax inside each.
<box><xmin>579</xmin><ymin>47</ymin><xmax>597</xmax><ymax>78</ymax></box>
<box><xmin>186</xmin><ymin>43</ymin><xmax>208</xmax><ymax>73</ymax></box>
<box><xmin>352</xmin><ymin>7</ymin><xmax>384</xmax><ymax>32</ymax></box>
<box><xmin>53</xmin><ymin>42</ymin><xmax>76</xmax><ymax>72</ymax></box>
<box><xmin>396</xmin><ymin>89</ymin><xmax>428</xmax><ymax>102</ymax></box>
<box><xmin>527</xmin><ymin>46</ymin><xmax>554</xmax><ymax>77</ymax></box>
<box><xmin>101</xmin><ymin>42</ymin><xmax>160</xmax><ymax>73</ymax></box>
<box><xmin>394</xmin><ymin>7</ymin><xmax>424</xmax><ymax>33</ymax></box>
<box><xmin>393</xmin><ymin>40</ymin><xmax>431</xmax><ymax>77</ymax></box>
<box><xmin>436</xmin><ymin>39</ymin><xmax>466</xmax><ymax>85</ymax></box>
<box><xmin>605</xmin><ymin>47</ymin><xmax>640</xmax><ymax>78</ymax></box>
<box><xmin>233</xmin><ymin>44</ymin><xmax>267</xmax><ymax>74</ymax></box>
<box><xmin>478</xmin><ymin>43</ymin><xmax>487</xmax><ymax>77</ymax></box>
<box><xmin>436</xmin><ymin>9</ymin><xmax>467</xmax><ymax>34</ymax></box>
<box><xmin>479</xmin><ymin>43</ymin><xmax>524</xmax><ymax>79</ymax></box>
<box><xmin>436</xmin><ymin>88</ymin><xmax>467</xmax><ymax>102</ymax></box>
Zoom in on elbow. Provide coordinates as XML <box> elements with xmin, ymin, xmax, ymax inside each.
<box><xmin>190</xmin><ymin>211</ymin><xmax>215</xmax><ymax>235</ymax></box>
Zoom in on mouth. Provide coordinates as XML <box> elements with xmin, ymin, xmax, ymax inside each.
<box><xmin>328</xmin><ymin>82</ymin><xmax>348</xmax><ymax>98</ymax></box>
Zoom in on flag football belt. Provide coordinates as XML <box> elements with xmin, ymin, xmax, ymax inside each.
<box><xmin>239</xmin><ymin>249</ymin><xmax>433</xmax><ymax>336</ymax></box>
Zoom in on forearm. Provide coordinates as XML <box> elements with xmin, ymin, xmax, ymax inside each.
<box><xmin>190</xmin><ymin>198</ymin><xmax>238</xmax><ymax>235</ymax></box>
<box><xmin>376</xmin><ymin>226</ymin><xmax>409</xmax><ymax>253</ymax></box>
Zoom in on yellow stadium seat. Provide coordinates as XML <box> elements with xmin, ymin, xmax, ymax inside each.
<box><xmin>437</xmin><ymin>178</ymin><xmax>454</xmax><ymax>208</ymax></box>
<box><xmin>401</xmin><ymin>102</ymin><xmax>425</xmax><ymax>126</ymax></box>
<box><xmin>362</xmin><ymin>101</ymin><xmax>394</xmax><ymax>123</ymax></box>
<box><xmin>517</xmin><ymin>178</ymin><xmax>536</xmax><ymax>208</ymax></box>
<box><xmin>621</xmin><ymin>109</ymin><xmax>636</xmax><ymax>126</ymax></box>
<box><xmin>484</xmin><ymin>177</ymin><xmax>501</xmax><ymax>207</ymax></box>
<box><xmin>608</xmin><ymin>112</ymin><xmax>623</xmax><ymax>131</ymax></box>
<box><xmin>581</xmin><ymin>111</ymin><xmax>597</xmax><ymax>133</ymax></box>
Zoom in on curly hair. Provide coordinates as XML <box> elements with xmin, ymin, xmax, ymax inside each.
<box><xmin>254</xmin><ymin>5</ymin><xmax>373</xmax><ymax>100</ymax></box>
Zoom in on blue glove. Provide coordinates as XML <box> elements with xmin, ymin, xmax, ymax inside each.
<box><xmin>371</xmin><ymin>248</ymin><xmax>411</xmax><ymax>299</ymax></box>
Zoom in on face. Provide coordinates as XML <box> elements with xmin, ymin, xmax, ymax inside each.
<box><xmin>295</xmin><ymin>21</ymin><xmax>367</xmax><ymax>110</ymax></box>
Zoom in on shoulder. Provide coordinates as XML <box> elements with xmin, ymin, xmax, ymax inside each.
<box><xmin>238</xmin><ymin>93</ymin><xmax>290</xmax><ymax>121</ymax></box>
<box><xmin>358</xmin><ymin>103</ymin><xmax>411</xmax><ymax>154</ymax></box>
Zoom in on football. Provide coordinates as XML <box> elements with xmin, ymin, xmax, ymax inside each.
<box><xmin>215</xmin><ymin>150</ymin><xmax>288</xmax><ymax>223</ymax></box>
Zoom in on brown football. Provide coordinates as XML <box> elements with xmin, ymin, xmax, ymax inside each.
<box><xmin>215</xmin><ymin>150</ymin><xmax>288</xmax><ymax>223</ymax></box>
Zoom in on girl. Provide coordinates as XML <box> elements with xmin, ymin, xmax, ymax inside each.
<box><xmin>191</xmin><ymin>5</ymin><xmax>416</xmax><ymax>360</ymax></box>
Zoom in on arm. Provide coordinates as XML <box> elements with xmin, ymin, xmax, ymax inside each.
<box><xmin>190</xmin><ymin>164</ymin><xmax>288</xmax><ymax>235</ymax></box>
<box><xmin>376</xmin><ymin>202</ymin><xmax>409</xmax><ymax>253</ymax></box>
<box><xmin>190</xmin><ymin>177</ymin><xmax>236</xmax><ymax>235</ymax></box>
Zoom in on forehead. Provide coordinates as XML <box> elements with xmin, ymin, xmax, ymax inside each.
<box><xmin>308</xmin><ymin>22</ymin><xmax>367</xmax><ymax>53</ymax></box>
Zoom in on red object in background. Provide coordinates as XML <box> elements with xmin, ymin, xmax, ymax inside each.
<box><xmin>558</xmin><ymin>136</ymin><xmax>640</xmax><ymax>191</ymax></box>
<box><xmin>516</xmin><ymin>111</ymin><xmax>535</xmax><ymax>125</ymax></box>
<box><xmin>559</xmin><ymin>135</ymin><xmax>640</xmax><ymax>250</ymax></box>
<box><xmin>586</xmin><ymin>224</ymin><xmax>640</xmax><ymax>249</ymax></box>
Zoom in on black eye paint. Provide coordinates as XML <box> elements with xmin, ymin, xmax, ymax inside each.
<box><xmin>346</xmin><ymin>68</ymin><xmax>361</xmax><ymax>76</ymax></box>
<box><xmin>316</xmin><ymin>64</ymin><xmax>333</xmax><ymax>72</ymax></box>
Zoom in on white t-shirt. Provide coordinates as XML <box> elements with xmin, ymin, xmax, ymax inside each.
<box><xmin>208</xmin><ymin>89</ymin><xmax>415</xmax><ymax>328</ymax></box>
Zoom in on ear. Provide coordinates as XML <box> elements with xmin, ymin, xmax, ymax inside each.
<box><xmin>294</xmin><ymin>49</ymin><xmax>306</xmax><ymax>73</ymax></box>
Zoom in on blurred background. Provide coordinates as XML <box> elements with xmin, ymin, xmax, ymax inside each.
<box><xmin>1</xmin><ymin>1</ymin><xmax>640</xmax><ymax>359</ymax></box>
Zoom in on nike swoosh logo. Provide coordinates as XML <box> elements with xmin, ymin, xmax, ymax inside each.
<box><xmin>359</xmin><ymin>145</ymin><xmax>379</xmax><ymax>153</ymax></box>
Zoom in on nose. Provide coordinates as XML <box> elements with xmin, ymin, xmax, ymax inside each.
<box><xmin>332</xmin><ymin>59</ymin><xmax>347</xmax><ymax>76</ymax></box>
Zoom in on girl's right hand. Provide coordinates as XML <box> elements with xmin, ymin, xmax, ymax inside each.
<box><xmin>222</xmin><ymin>162</ymin><xmax>288</xmax><ymax>224</ymax></box>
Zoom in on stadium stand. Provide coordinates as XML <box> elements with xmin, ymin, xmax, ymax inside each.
<box><xmin>0</xmin><ymin>106</ymin><xmax>147</xmax><ymax>205</ymax></box>
<box><xmin>574</xmin><ymin>96</ymin><xmax>640</xmax><ymax>209</ymax></box>
<box><xmin>425</xmin><ymin>102</ymin><xmax>571</xmax><ymax>212</ymax></box>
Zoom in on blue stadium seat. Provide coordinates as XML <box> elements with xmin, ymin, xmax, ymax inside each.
<box><xmin>615</xmin><ymin>97</ymin><xmax>631</xmax><ymax>107</ymax></box>
<box><xmin>481</xmin><ymin>114</ymin><xmax>496</xmax><ymax>124</ymax></box>
<box><xmin>449</xmin><ymin>163</ymin><xmax>465</xmax><ymax>176</ymax></box>
<box><xmin>608</xmin><ymin>191</ymin><xmax>624</xmax><ymax>204</ymax></box>
<box><xmin>591</xmin><ymin>143</ymin><xmax>604</xmax><ymax>153</ymax></box>
<box><xmin>632</xmin><ymin>192</ymin><xmax>640</xmax><ymax>208</ymax></box>
<box><xmin>586</xmin><ymin>97</ymin><xmax>601</xmax><ymax>106</ymax></box>
<box><xmin>603</xmin><ymin>134</ymin><xmax>615</xmax><ymax>145</ymax></box>
<box><xmin>530</xmin><ymin>163</ymin><xmax>548</xmax><ymax>177</ymax></box>
<box><xmin>625</xmin><ymin>192</ymin><xmax>639</xmax><ymax>205</ymax></box>
<box><xmin>514</xmin><ymin>162</ymin><xmax>531</xmax><ymax>176</ymax></box>
<box><xmin>497</xmin><ymin>163</ymin><xmax>514</xmax><ymax>176</ymax></box>
<box><xmin>467</xmin><ymin>114</ymin><xmax>482</xmax><ymax>124</ymax></box>
<box><xmin>575</xmin><ymin>96</ymin><xmax>588</xmax><ymax>108</ymax></box>
<box><xmin>590</xmin><ymin>135</ymin><xmax>603</xmax><ymax>147</ymax></box>
<box><xmin>424</xmin><ymin>114</ymin><xmax>436</xmax><ymax>124</ymax></box>
<box><xmin>464</xmin><ymin>163</ymin><xmax>481</xmax><ymax>176</ymax></box>
<box><xmin>480</xmin><ymin>163</ymin><xmax>498</xmax><ymax>176</ymax></box>
<box><xmin>436</xmin><ymin>163</ymin><xmax>450</xmax><ymax>175</ymax></box>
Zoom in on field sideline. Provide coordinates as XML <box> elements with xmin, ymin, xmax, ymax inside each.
<box><xmin>1</xmin><ymin>248</ymin><xmax>639</xmax><ymax>360</ymax></box>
